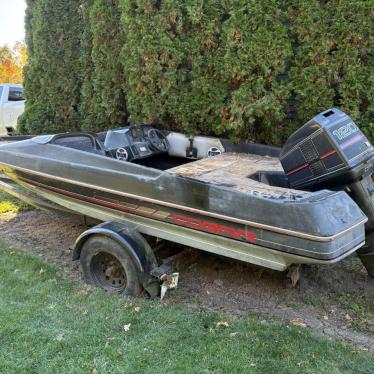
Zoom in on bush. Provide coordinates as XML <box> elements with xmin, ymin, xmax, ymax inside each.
<box><xmin>81</xmin><ymin>0</ymin><xmax>127</xmax><ymax>132</ymax></box>
<box><xmin>19</xmin><ymin>0</ymin><xmax>83</xmax><ymax>134</ymax></box>
<box><xmin>286</xmin><ymin>0</ymin><xmax>374</xmax><ymax>141</ymax></box>
<box><xmin>19</xmin><ymin>0</ymin><xmax>374</xmax><ymax>144</ymax></box>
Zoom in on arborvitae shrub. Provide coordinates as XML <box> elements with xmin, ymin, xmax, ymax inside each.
<box><xmin>20</xmin><ymin>0</ymin><xmax>374</xmax><ymax>144</ymax></box>
<box><xmin>19</xmin><ymin>0</ymin><xmax>83</xmax><ymax>134</ymax></box>
<box><xmin>286</xmin><ymin>0</ymin><xmax>374</xmax><ymax>141</ymax></box>
<box><xmin>78</xmin><ymin>0</ymin><xmax>95</xmax><ymax>132</ymax></box>
<box><xmin>220</xmin><ymin>0</ymin><xmax>292</xmax><ymax>143</ymax></box>
<box><xmin>119</xmin><ymin>0</ymin><xmax>187</xmax><ymax>131</ymax></box>
<box><xmin>83</xmin><ymin>0</ymin><xmax>127</xmax><ymax>132</ymax></box>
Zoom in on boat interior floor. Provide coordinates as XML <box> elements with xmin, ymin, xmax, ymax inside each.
<box><xmin>168</xmin><ymin>153</ymin><xmax>309</xmax><ymax>200</ymax></box>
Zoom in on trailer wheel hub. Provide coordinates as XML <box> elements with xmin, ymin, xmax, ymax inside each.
<box><xmin>91</xmin><ymin>252</ymin><xmax>127</xmax><ymax>291</ymax></box>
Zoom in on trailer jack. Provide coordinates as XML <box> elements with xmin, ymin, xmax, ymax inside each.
<box><xmin>150</xmin><ymin>264</ymin><xmax>179</xmax><ymax>300</ymax></box>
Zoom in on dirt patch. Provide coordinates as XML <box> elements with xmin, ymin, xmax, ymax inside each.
<box><xmin>0</xmin><ymin>210</ymin><xmax>85</xmax><ymax>281</ymax></box>
<box><xmin>1</xmin><ymin>210</ymin><xmax>373</xmax><ymax>349</ymax></box>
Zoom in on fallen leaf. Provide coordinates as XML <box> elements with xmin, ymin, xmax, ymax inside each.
<box><xmin>291</xmin><ymin>318</ymin><xmax>306</xmax><ymax>328</ymax></box>
<box><xmin>229</xmin><ymin>332</ymin><xmax>239</xmax><ymax>337</ymax></box>
<box><xmin>123</xmin><ymin>323</ymin><xmax>131</xmax><ymax>332</ymax></box>
<box><xmin>345</xmin><ymin>314</ymin><xmax>352</xmax><ymax>321</ymax></box>
<box><xmin>92</xmin><ymin>368</ymin><xmax>97</xmax><ymax>374</ymax></box>
<box><xmin>134</xmin><ymin>307</ymin><xmax>141</xmax><ymax>313</ymax></box>
<box><xmin>323</xmin><ymin>315</ymin><xmax>329</xmax><ymax>320</ymax></box>
<box><xmin>216</xmin><ymin>321</ymin><xmax>229</xmax><ymax>328</ymax></box>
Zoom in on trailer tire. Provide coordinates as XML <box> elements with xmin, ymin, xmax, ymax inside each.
<box><xmin>80</xmin><ymin>235</ymin><xmax>142</xmax><ymax>296</ymax></box>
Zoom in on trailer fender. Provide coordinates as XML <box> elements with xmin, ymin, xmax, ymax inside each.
<box><xmin>72</xmin><ymin>221</ymin><xmax>158</xmax><ymax>279</ymax></box>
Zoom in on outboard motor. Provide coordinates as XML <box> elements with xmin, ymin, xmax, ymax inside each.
<box><xmin>280</xmin><ymin>108</ymin><xmax>374</xmax><ymax>277</ymax></box>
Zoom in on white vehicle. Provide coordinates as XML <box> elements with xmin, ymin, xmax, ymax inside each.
<box><xmin>0</xmin><ymin>84</ymin><xmax>25</xmax><ymax>136</ymax></box>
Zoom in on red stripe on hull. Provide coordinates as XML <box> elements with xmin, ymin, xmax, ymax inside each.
<box><xmin>18</xmin><ymin>176</ymin><xmax>257</xmax><ymax>243</ymax></box>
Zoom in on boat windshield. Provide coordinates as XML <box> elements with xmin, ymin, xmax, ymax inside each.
<box><xmin>31</xmin><ymin>135</ymin><xmax>54</xmax><ymax>144</ymax></box>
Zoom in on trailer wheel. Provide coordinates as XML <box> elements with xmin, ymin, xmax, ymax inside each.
<box><xmin>80</xmin><ymin>235</ymin><xmax>142</xmax><ymax>296</ymax></box>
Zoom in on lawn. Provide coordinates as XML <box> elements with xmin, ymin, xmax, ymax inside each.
<box><xmin>0</xmin><ymin>243</ymin><xmax>373</xmax><ymax>373</ymax></box>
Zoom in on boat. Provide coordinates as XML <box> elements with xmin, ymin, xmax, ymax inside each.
<box><xmin>0</xmin><ymin>108</ymin><xmax>373</xmax><ymax>279</ymax></box>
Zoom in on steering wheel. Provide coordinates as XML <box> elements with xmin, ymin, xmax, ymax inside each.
<box><xmin>115</xmin><ymin>147</ymin><xmax>129</xmax><ymax>161</ymax></box>
<box><xmin>147</xmin><ymin>128</ymin><xmax>169</xmax><ymax>152</ymax></box>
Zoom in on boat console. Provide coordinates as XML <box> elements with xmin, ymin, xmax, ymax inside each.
<box><xmin>104</xmin><ymin>125</ymin><xmax>169</xmax><ymax>162</ymax></box>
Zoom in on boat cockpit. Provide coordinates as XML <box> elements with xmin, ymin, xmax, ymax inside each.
<box><xmin>33</xmin><ymin>123</ymin><xmax>281</xmax><ymax>164</ymax></box>
<box><xmin>31</xmin><ymin>124</ymin><xmax>296</xmax><ymax>198</ymax></box>
<box><xmin>29</xmin><ymin>107</ymin><xmax>374</xmax><ymax>201</ymax></box>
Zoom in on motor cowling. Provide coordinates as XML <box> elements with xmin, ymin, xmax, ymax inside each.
<box><xmin>280</xmin><ymin>108</ymin><xmax>374</xmax><ymax>190</ymax></box>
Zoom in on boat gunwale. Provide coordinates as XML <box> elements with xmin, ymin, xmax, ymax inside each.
<box><xmin>0</xmin><ymin>160</ymin><xmax>367</xmax><ymax>243</ymax></box>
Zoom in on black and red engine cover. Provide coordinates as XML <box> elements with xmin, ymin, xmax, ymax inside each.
<box><xmin>280</xmin><ymin>108</ymin><xmax>374</xmax><ymax>189</ymax></box>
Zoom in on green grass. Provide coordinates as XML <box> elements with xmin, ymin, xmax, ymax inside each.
<box><xmin>336</xmin><ymin>292</ymin><xmax>374</xmax><ymax>334</ymax></box>
<box><xmin>0</xmin><ymin>244</ymin><xmax>373</xmax><ymax>373</ymax></box>
<box><xmin>0</xmin><ymin>190</ymin><xmax>31</xmax><ymax>214</ymax></box>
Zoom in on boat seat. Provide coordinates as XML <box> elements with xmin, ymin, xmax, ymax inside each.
<box><xmin>167</xmin><ymin>132</ymin><xmax>224</xmax><ymax>159</ymax></box>
<box><xmin>168</xmin><ymin>153</ymin><xmax>309</xmax><ymax>199</ymax></box>
<box><xmin>51</xmin><ymin>133</ymin><xmax>107</xmax><ymax>156</ymax></box>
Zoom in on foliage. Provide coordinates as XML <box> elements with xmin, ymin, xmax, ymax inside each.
<box><xmin>0</xmin><ymin>42</ymin><xmax>27</xmax><ymax>84</ymax></box>
<box><xmin>119</xmin><ymin>0</ymin><xmax>187</xmax><ymax>131</ymax></box>
<box><xmin>286</xmin><ymin>0</ymin><xmax>374</xmax><ymax>141</ymax></box>
<box><xmin>0</xmin><ymin>245</ymin><xmax>373</xmax><ymax>372</ymax></box>
<box><xmin>119</xmin><ymin>0</ymin><xmax>292</xmax><ymax>141</ymax></box>
<box><xmin>18</xmin><ymin>0</ymin><xmax>83</xmax><ymax>135</ymax></box>
<box><xmin>80</xmin><ymin>0</ymin><xmax>127</xmax><ymax>132</ymax></box>
<box><xmin>19</xmin><ymin>0</ymin><xmax>374</xmax><ymax>144</ymax></box>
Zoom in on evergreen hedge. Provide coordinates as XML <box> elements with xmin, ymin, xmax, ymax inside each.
<box><xmin>19</xmin><ymin>0</ymin><xmax>83</xmax><ymax>134</ymax></box>
<box><xmin>19</xmin><ymin>0</ymin><xmax>374</xmax><ymax>144</ymax></box>
<box><xmin>82</xmin><ymin>0</ymin><xmax>127</xmax><ymax>131</ymax></box>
